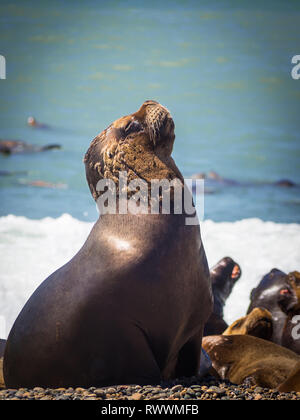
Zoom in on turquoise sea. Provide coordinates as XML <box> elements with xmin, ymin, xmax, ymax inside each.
<box><xmin>1</xmin><ymin>0</ymin><xmax>300</xmax><ymax>335</ymax></box>
<box><xmin>0</xmin><ymin>0</ymin><xmax>299</xmax><ymax>223</ymax></box>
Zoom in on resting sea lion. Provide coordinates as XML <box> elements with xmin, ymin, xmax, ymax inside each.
<box><xmin>0</xmin><ymin>140</ymin><xmax>61</xmax><ymax>155</ymax></box>
<box><xmin>247</xmin><ymin>268</ymin><xmax>292</xmax><ymax>345</ymax></box>
<box><xmin>280</xmin><ymin>272</ymin><xmax>300</xmax><ymax>355</ymax></box>
<box><xmin>204</xmin><ymin>257</ymin><xmax>241</xmax><ymax>336</ymax></box>
<box><xmin>223</xmin><ymin>307</ymin><xmax>273</xmax><ymax>341</ymax></box>
<box><xmin>0</xmin><ymin>339</ymin><xmax>5</xmax><ymax>389</ymax></box>
<box><xmin>4</xmin><ymin>100</ymin><xmax>212</xmax><ymax>388</ymax></box>
<box><xmin>277</xmin><ymin>360</ymin><xmax>300</xmax><ymax>392</ymax></box>
<box><xmin>202</xmin><ymin>334</ymin><xmax>300</xmax><ymax>389</ymax></box>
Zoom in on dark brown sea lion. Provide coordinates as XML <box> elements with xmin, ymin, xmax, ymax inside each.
<box><xmin>204</xmin><ymin>257</ymin><xmax>241</xmax><ymax>336</ymax></box>
<box><xmin>247</xmin><ymin>268</ymin><xmax>293</xmax><ymax>345</ymax></box>
<box><xmin>0</xmin><ymin>339</ymin><xmax>5</xmax><ymax>358</ymax></box>
<box><xmin>223</xmin><ymin>307</ymin><xmax>273</xmax><ymax>341</ymax></box>
<box><xmin>202</xmin><ymin>334</ymin><xmax>300</xmax><ymax>389</ymax></box>
<box><xmin>4</xmin><ymin>100</ymin><xmax>212</xmax><ymax>388</ymax></box>
<box><xmin>280</xmin><ymin>272</ymin><xmax>300</xmax><ymax>355</ymax></box>
<box><xmin>0</xmin><ymin>139</ymin><xmax>60</xmax><ymax>155</ymax></box>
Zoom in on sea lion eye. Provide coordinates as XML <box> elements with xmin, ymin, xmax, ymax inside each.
<box><xmin>124</xmin><ymin>119</ymin><xmax>142</xmax><ymax>135</ymax></box>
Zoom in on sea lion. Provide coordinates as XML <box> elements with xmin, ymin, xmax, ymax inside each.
<box><xmin>204</xmin><ymin>257</ymin><xmax>241</xmax><ymax>336</ymax></box>
<box><xmin>277</xmin><ymin>360</ymin><xmax>300</xmax><ymax>392</ymax></box>
<box><xmin>0</xmin><ymin>339</ymin><xmax>5</xmax><ymax>390</ymax></box>
<box><xmin>223</xmin><ymin>307</ymin><xmax>273</xmax><ymax>341</ymax></box>
<box><xmin>280</xmin><ymin>272</ymin><xmax>300</xmax><ymax>355</ymax></box>
<box><xmin>190</xmin><ymin>172</ymin><xmax>297</xmax><ymax>189</ymax></box>
<box><xmin>247</xmin><ymin>268</ymin><xmax>292</xmax><ymax>345</ymax></box>
<box><xmin>4</xmin><ymin>100</ymin><xmax>212</xmax><ymax>388</ymax></box>
<box><xmin>27</xmin><ymin>116</ymin><xmax>49</xmax><ymax>129</ymax></box>
<box><xmin>202</xmin><ymin>334</ymin><xmax>300</xmax><ymax>389</ymax></box>
<box><xmin>275</xmin><ymin>179</ymin><xmax>296</xmax><ymax>188</ymax></box>
<box><xmin>0</xmin><ymin>140</ymin><xmax>60</xmax><ymax>155</ymax></box>
<box><xmin>0</xmin><ymin>170</ymin><xmax>28</xmax><ymax>176</ymax></box>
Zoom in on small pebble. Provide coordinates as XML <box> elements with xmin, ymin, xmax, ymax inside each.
<box><xmin>0</xmin><ymin>375</ymin><xmax>299</xmax><ymax>400</ymax></box>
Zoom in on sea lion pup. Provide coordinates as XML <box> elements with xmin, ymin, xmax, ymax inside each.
<box><xmin>0</xmin><ymin>340</ymin><xmax>5</xmax><ymax>389</ymax></box>
<box><xmin>204</xmin><ymin>257</ymin><xmax>241</xmax><ymax>336</ymax></box>
<box><xmin>223</xmin><ymin>308</ymin><xmax>273</xmax><ymax>341</ymax></box>
<box><xmin>280</xmin><ymin>272</ymin><xmax>300</xmax><ymax>355</ymax></box>
<box><xmin>0</xmin><ymin>139</ymin><xmax>61</xmax><ymax>155</ymax></box>
<box><xmin>4</xmin><ymin>100</ymin><xmax>212</xmax><ymax>388</ymax></box>
<box><xmin>247</xmin><ymin>268</ymin><xmax>293</xmax><ymax>345</ymax></box>
<box><xmin>202</xmin><ymin>335</ymin><xmax>300</xmax><ymax>389</ymax></box>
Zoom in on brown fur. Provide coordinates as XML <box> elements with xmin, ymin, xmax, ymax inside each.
<box><xmin>223</xmin><ymin>307</ymin><xmax>273</xmax><ymax>340</ymax></box>
<box><xmin>277</xmin><ymin>360</ymin><xmax>300</xmax><ymax>392</ymax></box>
<box><xmin>202</xmin><ymin>335</ymin><xmax>300</xmax><ymax>389</ymax></box>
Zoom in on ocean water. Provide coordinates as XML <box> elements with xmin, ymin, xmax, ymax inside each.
<box><xmin>0</xmin><ymin>1</ymin><xmax>299</xmax><ymax>337</ymax></box>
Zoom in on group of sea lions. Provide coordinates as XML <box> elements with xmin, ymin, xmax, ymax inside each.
<box><xmin>0</xmin><ymin>117</ymin><xmax>59</xmax><ymax>155</ymax></box>
<box><xmin>1</xmin><ymin>101</ymin><xmax>299</xmax><ymax>394</ymax></box>
<box><xmin>203</xmin><ymin>258</ymin><xmax>300</xmax><ymax>391</ymax></box>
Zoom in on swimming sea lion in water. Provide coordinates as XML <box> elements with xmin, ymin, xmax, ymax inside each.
<box><xmin>223</xmin><ymin>307</ymin><xmax>273</xmax><ymax>341</ymax></box>
<box><xmin>247</xmin><ymin>268</ymin><xmax>293</xmax><ymax>345</ymax></box>
<box><xmin>0</xmin><ymin>140</ymin><xmax>61</xmax><ymax>155</ymax></box>
<box><xmin>202</xmin><ymin>334</ymin><xmax>300</xmax><ymax>389</ymax></box>
<box><xmin>27</xmin><ymin>116</ymin><xmax>49</xmax><ymax>129</ymax></box>
<box><xmin>204</xmin><ymin>257</ymin><xmax>241</xmax><ymax>336</ymax></box>
<box><xmin>4</xmin><ymin>100</ymin><xmax>212</xmax><ymax>388</ymax></box>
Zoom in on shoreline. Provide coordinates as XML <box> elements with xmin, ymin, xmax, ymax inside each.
<box><xmin>1</xmin><ymin>375</ymin><xmax>300</xmax><ymax>400</ymax></box>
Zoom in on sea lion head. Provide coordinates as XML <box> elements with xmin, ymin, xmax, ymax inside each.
<box><xmin>278</xmin><ymin>271</ymin><xmax>300</xmax><ymax>314</ymax></box>
<box><xmin>84</xmin><ymin>100</ymin><xmax>180</xmax><ymax>201</ymax></box>
<box><xmin>223</xmin><ymin>307</ymin><xmax>273</xmax><ymax>340</ymax></box>
<box><xmin>247</xmin><ymin>268</ymin><xmax>290</xmax><ymax>313</ymax></box>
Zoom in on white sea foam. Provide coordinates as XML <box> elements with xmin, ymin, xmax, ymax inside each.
<box><xmin>0</xmin><ymin>214</ymin><xmax>299</xmax><ymax>338</ymax></box>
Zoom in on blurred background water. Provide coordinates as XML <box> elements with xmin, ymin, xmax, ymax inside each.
<box><xmin>0</xmin><ymin>0</ymin><xmax>299</xmax><ymax>222</ymax></box>
<box><xmin>0</xmin><ymin>0</ymin><xmax>300</xmax><ymax>334</ymax></box>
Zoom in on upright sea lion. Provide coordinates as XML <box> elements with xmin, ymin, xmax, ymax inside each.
<box><xmin>202</xmin><ymin>334</ymin><xmax>300</xmax><ymax>389</ymax></box>
<box><xmin>4</xmin><ymin>100</ymin><xmax>212</xmax><ymax>388</ymax></box>
<box><xmin>247</xmin><ymin>268</ymin><xmax>292</xmax><ymax>345</ymax></box>
<box><xmin>204</xmin><ymin>257</ymin><xmax>241</xmax><ymax>336</ymax></box>
<box><xmin>223</xmin><ymin>307</ymin><xmax>273</xmax><ymax>341</ymax></box>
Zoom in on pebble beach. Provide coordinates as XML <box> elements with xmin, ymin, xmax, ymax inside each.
<box><xmin>1</xmin><ymin>375</ymin><xmax>300</xmax><ymax>401</ymax></box>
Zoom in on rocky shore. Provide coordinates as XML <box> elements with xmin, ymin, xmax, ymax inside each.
<box><xmin>1</xmin><ymin>375</ymin><xmax>300</xmax><ymax>400</ymax></box>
